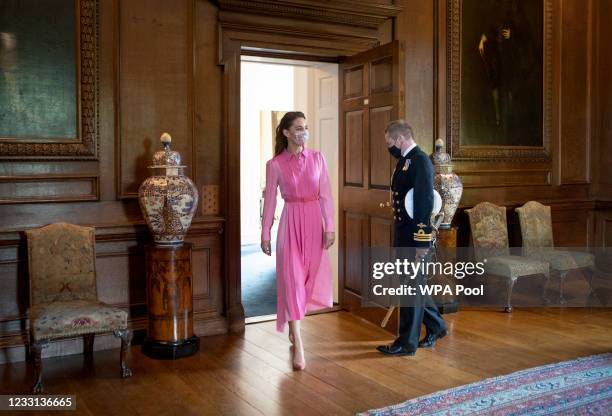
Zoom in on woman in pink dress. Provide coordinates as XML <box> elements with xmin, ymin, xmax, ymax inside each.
<box><xmin>261</xmin><ymin>111</ymin><xmax>335</xmax><ymax>371</ymax></box>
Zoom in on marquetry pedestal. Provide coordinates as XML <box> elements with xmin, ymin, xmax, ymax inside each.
<box><xmin>142</xmin><ymin>243</ymin><xmax>199</xmax><ymax>359</ymax></box>
<box><xmin>433</xmin><ymin>226</ymin><xmax>460</xmax><ymax>314</ymax></box>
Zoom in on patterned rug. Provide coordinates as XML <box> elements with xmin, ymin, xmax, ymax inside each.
<box><xmin>359</xmin><ymin>353</ymin><xmax>612</xmax><ymax>416</ymax></box>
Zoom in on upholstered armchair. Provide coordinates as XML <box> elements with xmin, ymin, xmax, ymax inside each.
<box><xmin>516</xmin><ymin>201</ymin><xmax>595</xmax><ymax>303</ymax></box>
<box><xmin>466</xmin><ymin>202</ymin><xmax>550</xmax><ymax>312</ymax></box>
<box><xmin>26</xmin><ymin>223</ymin><xmax>132</xmax><ymax>394</ymax></box>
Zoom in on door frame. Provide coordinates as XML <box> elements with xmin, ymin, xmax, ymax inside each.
<box><xmin>219</xmin><ymin>26</ymin><xmax>385</xmax><ymax>333</ymax></box>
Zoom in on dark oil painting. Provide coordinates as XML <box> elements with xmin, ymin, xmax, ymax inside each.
<box><xmin>460</xmin><ymin>0</ymin><xmax>543</xmax><ymax>147</ymax></box>
<box><xmin>0</xmin><ymin>0</ymin><xmax>77</xmax><ymax>140</ymax></box>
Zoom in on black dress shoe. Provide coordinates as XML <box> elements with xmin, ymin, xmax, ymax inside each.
<box><xmin>418</xmin><ymin>329</ymin><xmax>448</xmax><ymax>348</ymax></box>
<box><xmin>376</xmin><ymin>344</ymin><xmax>416</xmax><ymax>356</ymax></box>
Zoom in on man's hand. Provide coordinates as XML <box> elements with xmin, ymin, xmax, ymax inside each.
<box><xmin>261</xmin><ymin>240</ymin><xmax>271</xmax><ymax>256</ymax></box>
<box><xmin>324</xmin><ymin>232</ymin><xmax>335</xmax><ymax>250</ymax></box>
<box><xmin>478</xmin><ymin>34</ymin><xmax>487</xmax><ymax>56</ymax></box>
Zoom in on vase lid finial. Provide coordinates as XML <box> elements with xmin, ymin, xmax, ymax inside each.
<box><xmin>160</xmin><ymin>132</ymin><xmax>172</xmax><ymax>145</ymax></box>
<box><xmin>430</xmin><ymin>138</ymin><xmax>452</xmax><ymax>166</ymax></box>
<box><xmin>150</xmin><ymin>132</ymin><xmax>185</xmax><ymax>169</ymax></box>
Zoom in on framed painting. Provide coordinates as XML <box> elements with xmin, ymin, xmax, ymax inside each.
<box><xmin>0</xmin><ymin>0</ymin><xmax>98</xmax><ymax>159</ymax></box>
<box><xmin>447</xmin><ymin>0</ymin><xmax>552</xmax><ymax>160</ymax></box>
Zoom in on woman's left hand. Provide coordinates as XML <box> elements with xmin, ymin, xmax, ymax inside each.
<box><xmin>323</xmin><ymin>232</ymin><xmax>335</xmax><ymax>250</ymax></box>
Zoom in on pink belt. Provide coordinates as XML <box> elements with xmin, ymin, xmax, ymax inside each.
<box><xmin>283</xmin><ymin>195</ymin><xmax>319</xmax><ymax>203</ymax></box>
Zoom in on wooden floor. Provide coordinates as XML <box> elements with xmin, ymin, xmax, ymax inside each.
<box><xmin>2</xmin><ymin>308</ymin><xmax>611</xmax><ymax>415</ymax></box>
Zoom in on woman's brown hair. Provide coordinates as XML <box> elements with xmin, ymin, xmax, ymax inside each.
<box><xmin>274</xmin><ymin>111</ymin><xmax>305</xmax><ymax>156</ymax></box>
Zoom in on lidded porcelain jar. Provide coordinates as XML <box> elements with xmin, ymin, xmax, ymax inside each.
<box><xmin>138</xmin><ymin>133</ymin><xmax>198</xmax><ymax>245</ymax></box>
<box><xmin>430</xmin><ymin>138</ymin><xmax>463</xmax><ymax>229</ymax></box>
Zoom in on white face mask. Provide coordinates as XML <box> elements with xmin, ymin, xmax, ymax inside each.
<box><xmin>293</xmin><ymin>130</ymin><xmax>309</xmax><ymax>145</ymax></box>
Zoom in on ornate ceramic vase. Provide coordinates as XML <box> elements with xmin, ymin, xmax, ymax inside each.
<box><xmin>138</xmin><ymin>133</ymin><xmax>198</xmax><ymax>245</ymax></box>
<box><xmin>430</xmin><ymin>138</ymin><xmax>463</xmax><ymax>229</ymax></box>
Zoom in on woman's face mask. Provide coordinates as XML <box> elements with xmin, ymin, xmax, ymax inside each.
<box><xmin>293</xmin><ymin>130</ymin><xmax>309</xmax><ymax>145</ymax></box>
<box><xmin>284</xmin><ymin>117</ymin><xmax>309</xmax><ymax>146</ymax></box>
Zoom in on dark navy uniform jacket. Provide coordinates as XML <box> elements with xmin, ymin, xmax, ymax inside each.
<box><xmin>388</xmin><ymin>145</ymin><xmax>434</xmax><ymax>248</ymax></box>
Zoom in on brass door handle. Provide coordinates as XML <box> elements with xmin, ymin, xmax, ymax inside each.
<box><xmin>379</xmin><ymin>201</ymin><xmax>390</xmax><ymax>208</ymax></box>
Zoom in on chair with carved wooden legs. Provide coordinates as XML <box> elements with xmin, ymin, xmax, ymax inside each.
<box><xmin>466</xmin><ymin>202</ymin><xmax>550</xmax><ymax>312</ymax></box>
<box><xmin>26</xmin><ymin>222</ymin><xmax>133</xmax><ymax>394</ymax></box>
<box><xmin>516</xmin><ymin>201</ymin><xmax>595</xmax><ymax>304</ymax></box>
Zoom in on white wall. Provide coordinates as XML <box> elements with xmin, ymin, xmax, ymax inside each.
<box><xmin>240</xmin><ymin>62</ymin><xmax>293</xmax><ymax>244</ymax></box>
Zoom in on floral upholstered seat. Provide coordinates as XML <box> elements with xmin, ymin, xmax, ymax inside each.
<box><xmin>26</xmin><ymin>223</ymin><xmax>132</xmax><ymax>394</ymax></box>
<box><xmin>466</xmin><ymin>202</ymin><xmax>550</xmax><ymax>312</ymax></box>
<box><xmin>484</xmin><ymin>255</ymin><xmax>550</xmax><ymax>280</ymax></box>
<box><xmin>516</xmin><ymin>201</ymin><xmax>595</xmax><ymax>303</ymax></box>
<box><xmin>29</xmin><ymin>300</ymin><xmax>127</xmax><ymax>341</ymax></box>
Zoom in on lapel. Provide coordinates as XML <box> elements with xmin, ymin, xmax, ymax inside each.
<box><xmin>392</xmin><ymin>146</ymin><xmax>420</xmax><ymax>187</ymax></box>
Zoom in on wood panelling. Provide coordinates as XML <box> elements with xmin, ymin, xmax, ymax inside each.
<box><xmin>217</xmin><ymin>0</ymin><xmax>401</xmax><ymax>29</ymax></box>
<box><xmin>0</xmin><ymin>220</ymin><xmax>223</xmax><ymax>363</ymax></box>
<box><xmin>394</xmin><ymin>0</ymin><xmax>435</xmax><ymax>155</ymax></box>
<box><xmin>0</xmin><ymin>0</ymin><xmax>609</xmax><ymax>365</ymax></box>
<box><xmin>344</xmin><ymin>111</ymin><xmax>365</xmax><ymax>186</ymax></box>
<box><xmin>559</xmin><ymin>0</ymin><xmax>592</xmax><ymax>184</ymax></box>
<box><xmin>343</xmin><ymin>212</ymin><xmax>367</xmax><ymax>294</ymax></box>
<box><xmin>344</xmin><ymin>67</ymin><xmax>365</xmax><ymax>98</ymax></box>
<box><xmin>458</xmin><ymin>169</ymin><xmax>551</xmax><ymax>188</ymax></box>
<box><xmin>117</xmin><ymin>0</ymin><xmax>194</xmax><ymax>198</ymax></box>
<box><xmin>370</xmin><ymin>56</ymin><xmax>393</xmax><ymax>93</ymax></box>
<box><xmin>592</xmin><ymin>0</ymin><xmax>612</xmax><ymax>200</ymax></box>
<box><xmin>593</xmin><ymin>205</ymin><xmax>612</xmax><ymax>247</ymax></box>
<box><xmin>394</xmin><ymin>0</ymin><xmax>607</xmax><ymax>251</ymax></box>
<box><xmin>194</xmin><ymin>0</ymin><xmax>223</xmax><ymax>188</ymax></box>
<box><xmin>369</xmin><ymin>106</ymin><xmax>394</xmax><ymax>189</ymax></box>
<box><xmin>0</xmin><ymin>0</ymin><xmax>226</xmax><ymax>363</ymax></box>
<box><xmin>0</xmin><ymin>175</ymin><xmax>99</xmax><ymax>204</ymax></box>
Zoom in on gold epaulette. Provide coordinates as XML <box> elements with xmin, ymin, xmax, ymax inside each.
<box><xmin>413</xmin><ymin>229</ymin><xmax>432</xmax><ymax>242</ymax></box>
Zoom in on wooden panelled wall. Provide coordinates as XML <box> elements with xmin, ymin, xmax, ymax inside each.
<box><xmin>0</xmin><ymin>0</ymin><xmax>224</xmax><ymax>363</ymax></box>
<box><xmin>0</xmin><ymin>0</ymin><xmax>610</xmax><ymax>363</ymax></box>
<box><xmin>395</xmin><ymin>0</ymin><xmax>612</xmax><ymax>247</ymax></box>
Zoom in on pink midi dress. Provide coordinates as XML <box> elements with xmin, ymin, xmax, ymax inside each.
<box><xmin>261</xmin><ymin>147</ymin><xmax>334</xmax><ymax>332</ymax></box>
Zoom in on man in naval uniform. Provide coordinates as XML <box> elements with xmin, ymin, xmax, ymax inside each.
<box><xmin>376</xmin><ymin>120</ymin><xmax>447</xmax><ymax>356</ymax></box>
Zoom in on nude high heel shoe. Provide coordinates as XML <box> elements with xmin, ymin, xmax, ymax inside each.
<box><xmin>291</xmin><ymin>345</ymin><xmax>306</xmax><ymax>371</ymax></box>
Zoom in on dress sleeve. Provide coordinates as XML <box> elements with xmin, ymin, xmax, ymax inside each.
<box><xmin>319</xmin><ymin>153</ymin><xmax>335</xmax><ymax>233</ymax></box>
<box><xmin>261</xmin><ymin>160</ymin><xmax>279</xmax><ymax>241</ymax></box>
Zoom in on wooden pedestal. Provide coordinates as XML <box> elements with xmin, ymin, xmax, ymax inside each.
<box><xmin>142</xmin><ymin>243</ymin><xmax>199</xmax><ymax>359</ymax></box>
<box><xmin>434</xmin><ymin>226</ymin><xmax>460</xmax><ymax>314</ymax></box>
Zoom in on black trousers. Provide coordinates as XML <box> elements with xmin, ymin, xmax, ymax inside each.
<box><xmin>393</xmin><ymin>223</ymin><xmax>446</xmax><ymax>351</ymax></box>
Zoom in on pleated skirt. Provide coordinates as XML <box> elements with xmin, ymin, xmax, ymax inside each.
<box><xmin>275</xmin><ymin>200</ymin><xmax>333</xmax><ymax>332</ymax></box>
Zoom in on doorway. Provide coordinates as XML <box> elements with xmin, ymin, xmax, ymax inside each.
<box><xmin>239</xmin><ymin>56</ymin><xmax>340</xmax><ymax>320</ymax></box>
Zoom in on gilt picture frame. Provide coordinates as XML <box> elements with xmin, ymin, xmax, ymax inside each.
<box><xmin>447</xmin><ymin>0</ymin><xmax>552</xmax><ymax>161</ymax></box>
<box><xmin>0</xmin><ymin>0</ymin><xmax>98</xmax><ymax>160</ymax></box>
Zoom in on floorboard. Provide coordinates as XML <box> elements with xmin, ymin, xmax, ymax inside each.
<box><xmin>1</xmin><ymin>308</ymin><xmax>610</xmax><ymax>415</ymax></box>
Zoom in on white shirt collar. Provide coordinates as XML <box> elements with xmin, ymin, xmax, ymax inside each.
<box><xmin>401</xmin><ymin>142</ymin><xmax>417</xmax><ymax>157</ymax></box>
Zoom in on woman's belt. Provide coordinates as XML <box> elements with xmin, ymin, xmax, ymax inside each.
<box><xmin>283</xmin><ymin>195</ymin><xmax>320</xmax><ymax>203</ymax></box>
